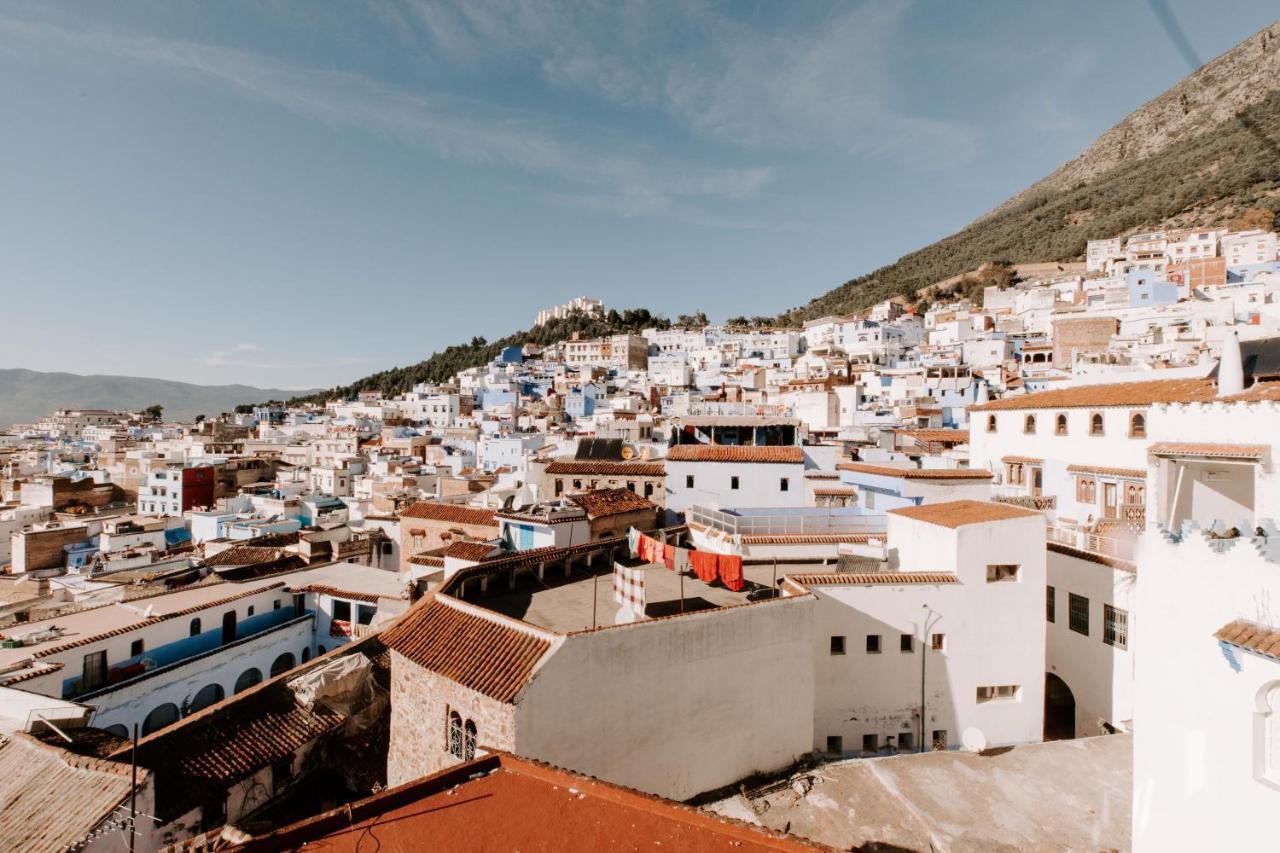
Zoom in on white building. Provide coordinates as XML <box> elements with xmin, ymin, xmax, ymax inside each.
<box><xmin>1221</xmin><ymin>229</ymin><xmax>1278</xmax><ymax>267</ymax></box>
<box><xmin>664</xmin><ymin>445</ymin><xmax>806</xmax><ymax>513</ymax></box>
<box><xmin>534</xmin><ymin>296</ymin><xmax>603</xmax><ymax>327</ymax></box>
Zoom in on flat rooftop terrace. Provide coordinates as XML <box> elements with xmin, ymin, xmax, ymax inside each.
<box><xmin>468</xmin><ymin>558</ymin><xmax>787</xmax><ymax>634</ymax></box>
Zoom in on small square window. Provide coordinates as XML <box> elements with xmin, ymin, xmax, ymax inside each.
<box><xmin>1069</xmin><ymin>593</ymin><xmax>1089</xmax><ymax>636</ymax></box>
<box><xmin>730</xmin><ymin>476</ymin><xmax>740</xmax><ymax>490</ymax></box>
<box><xmin>900</xmin><ymin>634</ymin><xmax>914</xmax><ymax>653</ymax></box>
<box><xmin>274</xmin><ymin>599</ymin><xmax>282</xmax><ymax>610</ymax></box>
<box><xmin>931</xmin><ymin>633</ymin><xmax>945</xmax><ymax>651</ymax></box>
<box><xmin>862</xmin><ymin>734</ymin><xmax>878</xmax><ymax>754</ymax></box>
<box><xmin>247</xmin><ymin>606</ymin><xmax>255</xmax><ymax>617</ymax></box>
<box><xmin>830</xmin><ymin>635</ymin><xmax>846</xmax><ymax>655</ymax></box>
<box><xmin>865</xmin><ymin>634</ymin><xmax>881</xmax><ymax>654</ymax></box>
<box><xmin>986</xmin><ymin>564</ymin><xmax>1020</xmax><ymax>583</ymax></box>
<box><xmin>780</xmin><ymin>477</ymin><xmax>789</xmax><ymax>492</ymax></box>
<box><xmin>1104</xmin><ymin>604</ymin><xmax>1128</xmax><ymax>649</ymax></box>
<box><xmin>130</xmin><ymin>639</ymin><xmax>144</xmax><ymax>657</ymax></box>
<box><xmin>685</xmin><ymin>475</ymin><xmax>694</xmax><ymax>489</ymax></box>
<box><xmin>826</xmin><ymin>735</ymin><xmax>843</xmax><ymax>756</ymax></box>
<box><xmin>898</xmin><ymin>732</ymin><xmax>914</xmax><ymax>752</ymax></box>
<box><xmin>932</xmin><ymin>729</ymin><xmax>948</xmax><ymax>751</ymax></box>
<box><xmin>1046</xmin><ymin>585</ymin><xmax>1056</xmax><ymax>623</ymax></box>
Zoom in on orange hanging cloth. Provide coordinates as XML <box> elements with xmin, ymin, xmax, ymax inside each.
<box><xmin>661</xmin><ymin>543</ymin><xmax>676</xmax><ymax>570</ymax></box>
<box><xmin>717</xmin><ymin>554</ymin><xmax>745</xmax><ymax>592</ymax></box>
<box><xmin>689</xmin><ymin>550</ymin><xmax>718</xmax><ymax>583</ymax></box>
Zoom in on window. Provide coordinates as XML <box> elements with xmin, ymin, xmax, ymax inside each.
<box><xmin>357</xmin><ymin>604</ymin><xmax>377</xmax><ymax>625</ymax></box>
<box><xmin>900</xmin><ymin>634</ymin><xmax>914</xmax><ymax>653</ymax></box>
<box><xmin>1023</xmin><ymin>414</ymin><xmax>1036</xmax><ymax>434</ymax></box>
<box><xmin>862</xmin><ymin>734</ymin><xmax>878</xmax><ymax>754</ymax></box>
<box><xmin>1006</xmin><ymin>462</ymin><xmax>1023</xmax><ymax>486</ymax></box>
<box><xmin>247</xmin><ymin>606</ymin><xmax>255</xmax><ymax>617</ymax></box>
<box><xmin>1090</xmin><ymin>412</ymin><xmax>1105</xmax><ymax>436</ymax></box>
<box><xmin>1256</xmin><ymin>682</ymin><xmax>1280</xmax><ymax>788</ymax></box>
<box><xmin>1055</xmin><ymin>413</ymin><xmax>1068</xmax><ymax>435</ymax></box>
<box><xmin>1069</xmin><ymin>593</ymin><xmax>1090</xmax><ymax>635</ymax></box>
<box><xmin>987</xmin><ymin>414</ymin><xmax>996</xmax><ymax>433</ymax></box>
<box><xmin>780</xmin><ymin>477</ymin><xmax>789</xmax><ymax>492</ymax></box>
<box><xmin>130</xmin><ymin>639</ymin><xmax>144</xmax><ymax>657</ymax></box>
<box><xmin>1047</xmin><ymin>585</ymin><xmax>1056</xmax><ymax>623</ymax></box>
<box><xmin>332</xmin><ymin>599</ymin><xmax>352</xmax><ymax>622</ymax></box>
<box><xmin>986</xmin><ymin>564</ymin><xmax>1020</xmax><ymax>583</ymax></box>
<box><xmin>864</xmin><ymin>490</ymin><xmax>876</xmax><ymax>510</ymax></box>
<box><xmin>932</xmin><ymin>729</ymin><xmax>948</xmax><ymax>751</ymax></box>
<box><xmin>898</xmin><ymin>732</ymin><xmax>914</xmax><ymax>752</ymax></box>
<box><xmin>464</xmin><ymin>720</ymin><xmax>477</xmax><ymax>761</ymax></box>
<box><xmin>274</xmin><ymin>599</ymin><xmax>282</xmax><ymax>610</ymax></box>
<box><xmin>1076</xmin><ymin>477</ymin><xmax>1097</xmax><ymax>503</ymax></box>
<box><xmin>1104</xmin><ymin>605</ymin><xmax>1128</xmax><ymax>649</ymax></box>
<box><xmin>644</xmin><ymin>483</ymin><xmax>654</xmax><ymax>498</ymax></box>
<box><xmin>730</xmin><ymin>476</ymin><xmax>740</xmax><ymax>490</ymax></box>
<box><xmin>447</xmin><ymin>711</ymin><xmax>465</xmax><ymax>757</ymax></box>
<box><xmin>82</xmin><ymin>650</ymin><xmax>107</xmax><ymax>691</ymax></box>
<box><xmin>976</xmin><ymin>684</ymin><xmax>1021</xmax><ymax>703</ymax></box>
<box><xmin>830</xmin><ymin>635</ymin><xmax>846</xmax><ymax>655</ymax></box>
<box><xmin>865</xmin><ymin>634</ymin><xmax>882</xmax><ymax>653</ymax></box>
<box><xmin>1130</xmin><ymin>413</ymin><xmax>1146</xmax><ymax>438</ymax></box>
<box><xmin>190</xmin><ymin>618</ymin><xmax>201</xmax><ymax>637</ymax></box>
<box><xmin>686</xmin><ymin>475</ymin><xmax>695</xmax><ymax>489</ymax></box>
<box><xmin>826</xmin><ymin>735</ymin><xmax>843</xmax><ymax>756</ymax></box>
<box><xmin>931</xmin><ymin>633</ymin><xmax>945</xmax><ymax>651</ymax></box>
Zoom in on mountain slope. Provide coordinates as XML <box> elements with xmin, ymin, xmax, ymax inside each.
<box><xmin>782</xmin><ymin>21</ymin><xmax>1280</xmax><ymax>323</ymax></box>
<box><xmin>0</xmin><ymin>369</ymin><xmax>314</xmax><ymax>428</ymax></box>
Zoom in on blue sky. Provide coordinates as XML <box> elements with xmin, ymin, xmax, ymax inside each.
<box><xmin>1</xmin><ymin>1</ymin><xmax>1276</xmax><ymax>389</ymax></box>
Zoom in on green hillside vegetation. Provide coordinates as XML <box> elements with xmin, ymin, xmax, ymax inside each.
<box><xmin>290</xmin><ymin>308</ymin><xmax>672</xmax><ymax>404</ymax></box>
<box><xmin>780</xmin><ymin>90</ymin><xmax>1280</xmax><ymax>323</ymax></box>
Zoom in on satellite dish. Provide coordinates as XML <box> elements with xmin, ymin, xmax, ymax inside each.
<box><xmin>960</xmin><ymin>727</ymin><xmax>987</xmax><ymax>753</ymax></box>
<box><xmin>620</xmin><ymin>444</ymin><xmax>636</xmax><ymax>460</ymax></box>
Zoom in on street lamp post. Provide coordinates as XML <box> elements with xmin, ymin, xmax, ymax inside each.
<box><xmin>919</xmin><ymin>604</ymin><xmax>943</xmax><ymax>753</ymax></box>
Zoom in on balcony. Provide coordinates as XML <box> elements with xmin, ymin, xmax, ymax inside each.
<box><xmin>687</xmin><ymin>505</ymin><xmax>887</xmax><ymax>538</ymax></box>
<box><xmin>993</xmin><ymin>494</ymin><xmax>1057</xmax><ymax>512</ymax></box>
<box><xmin>1047</xmin><ymin>525</ymin><xmax>1135</xmax><ymax>562</ymax></box>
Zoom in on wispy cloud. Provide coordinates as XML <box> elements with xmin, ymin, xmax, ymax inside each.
<box><xmin>0</xmin><ymin>14</ymin><xmax>773</xmax><ymax>213</ymax></box>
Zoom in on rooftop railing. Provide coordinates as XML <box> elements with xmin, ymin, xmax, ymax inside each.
<box><xmin>1047</xmin><ymin>525</ymin><xmax>1135</xmax><ymax>562</ymax></box>
<box><xmin>687</xmin><ymin>505</ymin><xmax>887</xmax><ymax>538</ymax></box>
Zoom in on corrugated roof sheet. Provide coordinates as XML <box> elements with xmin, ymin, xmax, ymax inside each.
<box><xmin>381</xmin><ymin>597</ymin><xmax>551</xmax><ymax>703</ymax></box>
<box><xmin>666</xmin><ymin>445</ymin><xmax>804</xmax><ymax>464</ymax></box>
<box><xmin>1214</xmin><ymin>619</ymin><xmax>1280</xmax><ymax>660</ymax></box>
<box><xmin>888</xmin><ymin>499</ymin><xmax>1041</xmax><ymax>529</ymax></box>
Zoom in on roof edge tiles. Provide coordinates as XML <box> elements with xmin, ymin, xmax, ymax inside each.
<box><xmin>1046</xmin><ymin>542</ymin><xmax>1136</xmax><ymax>573</ymax></box>
<box><xmin>666</xmin><ymin>445</ymin><xmax>804</xmax><ymax>464</ymax></box>
<box><xmin>837</xmin><ymin>462</ymin><xmax>992</xmax><ymax>480</ymax></box>
<box><xmin>1214</xmin><ymin>619</ymin><xmax>1280</xmax><ymax>660</ymax></box>
<box><xmin>888</xmin><ymin>499</ymin><xmax>1042</xmax><ymax>529</ymax></box>
<box><xmin>1066</xmin><ymin>464</ymin><xmax>1148</xmax><ymax>479</ymax></box>
<box><xmin>1147</xmin><ymin>442</ymin><xmax>1268</xmax><ymax>460</ymax></box>
<box><xmin>785</xmin><ymin>572</ymin><xmax>959</xmax><ymax>588</ymax></box>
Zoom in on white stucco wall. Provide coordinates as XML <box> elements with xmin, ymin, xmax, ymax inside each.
<box><xmin>515</xmin><ymin>595</ymin><xmax>815</xmax><ymax>800</ymax></box>
<box><xmin>665</xmin><ymin>460</ymin><xmax>806</xmax><ymax>513</ymax></box>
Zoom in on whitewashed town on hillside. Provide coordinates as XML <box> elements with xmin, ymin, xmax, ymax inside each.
<box><xmin>2</xmin><ymin>224</ymin><xmax>1279</xmax><ymax>851</ymax></box>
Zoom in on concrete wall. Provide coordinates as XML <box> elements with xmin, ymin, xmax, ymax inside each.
<box><xmin>1046</xmin><ymin>549</ymin><xmax>1135</xmax><ymax>735</ymax></box>
<box><xmin>1132</xmin><ymin>528</ymin><xmax>1280</xmax><ymax>851</ymax></box>
<box><xmin>665</xmin><ymin>461</ymin><xmax>806</xmax><ymax>514</ymax></box>
<box><xmin>515</xmin><ymin>596</ymin><xmax>815</xmax><ymax>800</ymax></box>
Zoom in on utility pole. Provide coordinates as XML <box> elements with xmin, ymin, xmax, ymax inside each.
<box><xmin>919</xmin><ymin>604</ymin><xmax>942</xmax><ymax>754</ymax></box>
<box><xmin>129</xmin><ymin>723</ymin><xmax>138</xmax><ymax>853</ymax></box>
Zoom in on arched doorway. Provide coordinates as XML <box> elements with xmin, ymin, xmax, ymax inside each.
<box><xmin>189</xmin><ymin>683</ymin><xmax>225</xmax><ymax>713</ymax></box>
<box><xmin>1044</xmin><ymin>673</ymin><xmax>1076</xmax><ymax>740</ymax></box>
<box><xmin>234</xmin><ymin>667</ymin><xmax>263</xmax><ymax>694</ymax></box>
<box><xmin>142</xmin><ymin>702</ymin><xmax>180</xmax><ymax>735</ymax></box>
<box><xmin>270</xmin><ymin>652</ymin><xmax>296</xmax><ymax>678</ymax></box>
<box><xmin>103</xmin><ymin>723</ymin><xmax>129</xmax><ymax>739</ymax></box>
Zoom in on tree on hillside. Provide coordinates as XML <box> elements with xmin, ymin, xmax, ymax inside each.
<box><xmin>675</xmin><ymin>311</ymin><xmax>709</xmax><ymax>329</ymax></box>
<box><xmin>143</xmin><ymin>404</ymin><xmax>163</xmax><ymax>422</ymax></box>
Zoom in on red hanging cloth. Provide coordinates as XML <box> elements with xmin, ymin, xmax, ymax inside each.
<box><xmin>689</xmin><ymin>550</ymin><xmax>718</xmax><ymax>583</ymax></box>
<box><xmin>717</xmin><ymin>554</ymin><xmax>745</xmax><ymax>592</ymax></box>
<box><xmin>661</xmin><ymin>543</ymin><xmax>676</xmax><ymax>570</ymax></box>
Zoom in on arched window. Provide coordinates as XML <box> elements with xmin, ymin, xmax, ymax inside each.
<box><xmin>1130</xmin><ymin>413</ymin><xmax>1146</xmax><ymax>438</ymax></box>
<box><xmin>301</xmin><ymin>647</ymin><xmax>312</xmax><ymax>663</ymax></box>
<box><xmin>142</xmin><ymin>702</ymin><xmax>180</xmax><ymax>735</ymax></box>
<box><xmin>1255</xmin><ymin>681</ymin><xmax>1280</xmax><ymax>789</ymax></box>
<box><xmin>189</xmin><ymin>683</ymin><xmax>225</xmax><ymax>713</ymax></box>
<box><xmin>234</xmin><ymin>667</ymin><xmax>263</xmax><ymax>694</ymax></box>
<box><xmin>448</xmin><ymin>711</ymin><xmax>463</xmax><ymax>758</ymax></box>
<box><xmin>1090</xmin><ymin>413</ymin><xmax>1105</xmax><ymax>436</ymax></box>
<box><xmin>270</xmin><ymin>652</ymin><xmax>297</xmax><ymax>678</ymax></box>
<box><xmin>1024</xmin><ymin>414</ymin><xmax>1036</xmax><ymax>434</ymax></box>
<box><xmin>987</xmin><ymin>415</ymin><xmax>996</xmax><ymax>433</ymax></box>
<box><xmin>1056</xmin><ymin>414</ymin><xmax>1068</xmax><ymax>436</ymax></box>
<box><xmin>464</xmin><ymin>720</ymin><xmax>477</xmax><ymax>761</ymax></box>
<box><xmin>190</xmin><ymin>618</ymin><xmax>202</xmax><ymax>637</ymax></box>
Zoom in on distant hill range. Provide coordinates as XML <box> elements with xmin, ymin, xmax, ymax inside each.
<box><xmin>0</xmin><ymin>368</ymin><xmax>314</xmax><ymax>428</ymax></box>
<box><xmin>781</xmin><ymin>21</ymin><xmax>1280</xmax><ymax>322</ymax></box>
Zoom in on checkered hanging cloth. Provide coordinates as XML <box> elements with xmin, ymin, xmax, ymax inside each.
<box><xmin>612</xmin><ymin>559</ymin><xmax>646</xmax><ymax>612</ymax></box>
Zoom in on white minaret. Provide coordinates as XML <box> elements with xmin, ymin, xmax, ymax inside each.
<box><xmin>1217</xmin><ymin>330</ymin><xmax>1245</xmax><ymax>398</ymax></box>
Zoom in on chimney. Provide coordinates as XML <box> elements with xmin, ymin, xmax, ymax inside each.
<box><xmin>1217</xmin><ymin>330</ymin><xmax>1245</xmax><ymax>398</ymax></box>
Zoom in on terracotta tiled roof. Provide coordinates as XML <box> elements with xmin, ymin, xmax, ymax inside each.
<box><xmin>804</xmin><ymin>470</ymin><xmax>840</xmax><ymax>479</ymax></box>
<box><xmin>666</xmin><ymin>445</ymin><xmax>804</xmax><ymax>464</ymax></box>
<box><xmin>202</xmin><ymin>545</ymin><xmax>294</xmax><ymax>567</ymax></box>
<box><xmin>1147</xmin><ymin>442</ymin><xmax>1268</xmax><ymax>460</ymax></box>
<box><xmin>972</xmin><ymin>377</ymin><xmax>1280</xmax><ymax>412</ymax></box>
<box><xmin>786</xmin><ymin>572</ymin><xmax>958</xmax><ymax>587</ymax></box>
<box><xmin>1066</xmin><ymin>464</ymin><xmax>1147</xmax><ymax>479</ymax></box>
<box><xmin>443</xmin><ymin>541</ymin><xmax>500</xmax><ymax>562</ymax></box>
<box><xmin>408</xmin><ymin>554</ymin><xmax>445</xmax><ymax>567</ymax></box>
<box><xmin>0</xmin><ymin>734</ymin><xmax>140</xmax><ymax>853</ymax></box>
<box><xmin>399</xmin><ymin>502</ymin><xmax>499</xmax><ymax>527</ymax></box>
<box><xmin>381</xmin><ymin>597</ymin><xmax>551</xmax><ymax>703</ymax></box>
<box><xmin>0</xmin><ymin>661</ymin><xmax>63</xmax><ymax>686</ymax></box>
<box><xmin>888</xmin><ymin>499</ymin><xmax>1042</xmax><ymax>529</ymax></box>
<box><xmin>1002</xmin><ymin>455</ymin><xmax>1044</xmax><ymax>465</ymax></box>
<box><xmin>289</xmin><ymin>583</ymin><xmax>392</xmax><ymax>603</ymax></box>
<box><xmin>837</xmin><ymin>462</ymin><xmax>993</xmax><ymax>480</ymax></box>
<box><xmin>1214</xmin><ymin>619</ymin><xmax>1280</xmax><ymax>660</ymax></box>
<box><xmin>895</xmin><ymin>429</ymin><xmax>969</xmax><ymax>444</ymax></box>
<box><xmin>1046</xmin><ymin>542</ymin><xmax>1136</xmax><ymax>572</ymax></box>
<box><xmin>239</xmin><ymin>753</ymin><xmax>826</xmax><ymax>853</ymax></box>
<box><xmin>812</xmin><ymin>486</ymin><xmax>856</xmax><ymax>496</ymax></box>
<box><xmin>545</xmin><ymin>460</ymin><xmax>665</xmax><ymax>476</ymax></box>
<box><xmin>568</xmin><ymin>488</ymin><xmax>657</xmax><ymax>518</ymax></box>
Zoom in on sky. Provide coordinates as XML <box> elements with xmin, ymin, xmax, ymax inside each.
<box><xmin>1</xmin><ymin>1</ymin><xmax>1276</xmax><ymax>390</ymax></box>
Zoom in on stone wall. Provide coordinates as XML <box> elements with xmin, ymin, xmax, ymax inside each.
<box><xmin>1052</xmin><ymin>316</ymin><xmax>1118</xmax><ymax>368</ymax></box>
<box><xmin>387</xmin><ymin>649</ymin><xmax>518</xmax><ymax>787</ymax></box>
